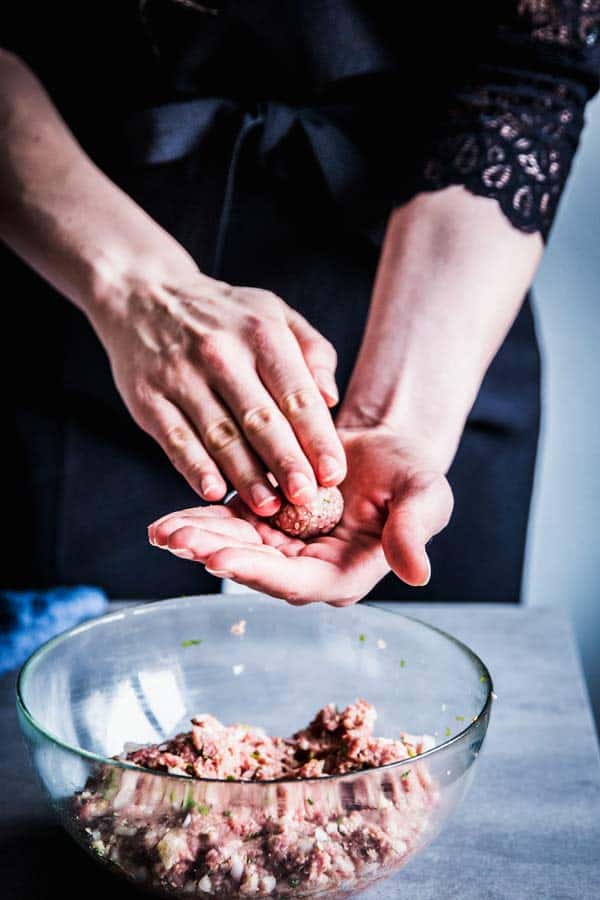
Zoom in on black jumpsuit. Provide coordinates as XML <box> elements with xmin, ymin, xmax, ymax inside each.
<box><xmin>2</xmin><ymin>2</ymin><xmax>599</xmax><ymax>600</ymax></box>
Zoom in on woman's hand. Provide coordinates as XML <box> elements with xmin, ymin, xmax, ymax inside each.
<box><xmin>147</xmin><ymin>426</ymin><xmax>453</xmax><ymax>605</ymax></box>
<box><xmin>0</xmin><ymin>53</ymin><xmax>345</xmax><ymax>517</ymax></box>
<box><xmin>91</xmin><ymin>270</ymin><xmax>346</xmax><ymax>516</ymax></box>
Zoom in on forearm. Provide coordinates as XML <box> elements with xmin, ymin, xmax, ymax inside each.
<box><xmin>0</xmin><ymin>50</ymin><xmax>196</xmax><ymax>325</ymax></box>
<box><xmin>337</xmin><ymin>187</ymin><xmax>544</xmax><ymax>471</ymax></box>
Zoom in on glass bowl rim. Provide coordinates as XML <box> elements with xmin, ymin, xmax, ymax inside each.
<box><xmin>16</xmin><ymin>596</ymin><xmax>493</xmax><ymax>786</ymax></box>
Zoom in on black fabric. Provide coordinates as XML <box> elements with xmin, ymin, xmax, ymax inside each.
<box><xmin>0</xmin><ymin>0</ymin><xmax>568</xmax><ymax>600</ymax></box>
<box><xmin>3</xmin><ymin>2</ymin><xmax>600</xmax><ymax>238</ymax></box>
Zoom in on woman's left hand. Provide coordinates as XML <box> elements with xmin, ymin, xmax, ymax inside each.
<box><xmin>148</xmin><ymin>427</ymin><xmax>453</xmax><ymax>605</ymax></box>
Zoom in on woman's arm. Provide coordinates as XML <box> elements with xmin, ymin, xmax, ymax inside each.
<box><xmin>0</xmin><ymin>50</ymin><xmax>194</xmax><ymax>309</ymax></box>
<box><xmin>0</xmin><ymin>50</ymin><xmax>346</xmax><ymax>513</ymax></box>
<box><xmin>336</xmin><ymin>186</ymin><xmax>544</xmax><ymax>473</ymax></box>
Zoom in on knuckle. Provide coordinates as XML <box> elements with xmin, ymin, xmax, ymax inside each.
<box><xmin>242</xmin><ymin>311</ymin><xmax>264</xmax><ymax>333</ymax></box>
<box><xmin>280</xmin><ymin>387</ymin><xmax>318</xmax><ymax>418</ymax></box>
<box><xmin>242</xmin><ymin>404</ymin><xmax>277</xmax><ymax>435</ymax></box>
<box><xmin>407</xmin><ymin>470</ymin><xmax>442</xmax><ymax>495</ymax></box>
<box><xmin>162</xmin><ymin>370</ymin><xmax>187</xmax><ymax>400</ymax></box>
<box><xmin>247</xmin><ymin>318</ymin><xmax>280</xmax><ymax>355</ymax></box>
<box><xmin>257</xmin><ymin>289</ymin><xmax>282</xmax><ymax>310</ymax></box>
<box><xmin>236</xmin><ymin>476</ymin><xmax>261</xmax><ymax>497</ymax></box>
<box><xmin>212</xmin><ymin>279</ymin><xmax>233</xmax><ymax>296</ymax></box>
<box><xmin>442</xmin><ymin>482</ymin><xmax>455</xmax><ymax>523</ymax></box>
<box><xmin>197</xmin><ymin>333</ymin><xmax>229</xmax><ymax>371</ymax></box>
<box><xmin>325</xmin><ymin>338</ymin><xmax>337</xmax><ymax>361</ymax></box>
<box><xmin>319</xmin><ymin>338</ymin><xmax>337</xmax><ymax>366</ymax></box>
<box><xmin>164</xmin><ymin>426</ymin><xmax>192</xmax><ymax>468</ymax></box>
<box><xmin>132</xmin><ymin>377</ymin><xmax>157</xmax><ymax>410</ymax></box>
<box><xmin>134</xmin><ymin>409</ymin><xmax>155</xmax><ymax>434</ymax></box>
<box><xmin>239</xmin><ymin>287</ymin><xmax>281</xmax><ymax>313</ymax></box>
<box><xmin>274</xmin><ymin>453</ymin><xmax>300</xmax><ymax>474</ymax></box>
<box><xmin>185</xmin><ymin>459</ymin><xmax>210</xmax><ymax>485</ymax></box>
<box><xmin>165</xmin><ymin>425</ymin><xmax>190</xmax><ymax>451</ymax></box>
<box><xmin>204</xmin><ymin>417</ymin><xmax>241</xmax><ymax>453</ymax></box>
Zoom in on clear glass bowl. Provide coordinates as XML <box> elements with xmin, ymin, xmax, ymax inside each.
<box><xmin>16</xmin><ymin>594</ymin><xmax>492</xmax><ymax>898</ymax></box>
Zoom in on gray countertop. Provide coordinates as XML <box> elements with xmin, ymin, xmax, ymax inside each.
<box><xmin>1</xmin><ymin>601</ymin><xmax>599</xmax><ymax>899</ymax></box>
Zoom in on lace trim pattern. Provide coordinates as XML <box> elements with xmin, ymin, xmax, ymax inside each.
<box><xmin>421</xmin><ymin>80</ymin><xmax>584</xmax><ymax>237</ymax></box>
<box><xmin>421</xmin><ymin>2</ymin><xmax>600</xmax><ymax>238</ymax></box>
<box><xmin>518</xmin><ymin>0</ymin><xmax>600</xmax><ymax>48</ymax></box>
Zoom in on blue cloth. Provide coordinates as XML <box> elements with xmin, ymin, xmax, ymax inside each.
<box><xmin>0</xmin><ymin>586</ymin><xmax>108</xmax><ymax>675</ymax></box>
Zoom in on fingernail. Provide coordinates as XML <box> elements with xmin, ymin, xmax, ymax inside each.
<box><xmin>315</xmin><ymin>369</ymin><xmax>339</xmax><ymax>405</ymax></box>
<box><xmin>250</xmin><ymin>483</ymin><xmax>279</xmax><ymax>509</ymax></box>
<box><xmin>205</xmin><ymin>567</ymin><xmax>234</xmax><ymax>578</ymax></box>
<box><xmin>419</xmin><ymin>554</ymin><xmax>431</xmax><ymax>587</ymax></box>
<box><xmin>169</xmin><ymin>548</ymin><xmax>194</xmax><ymax>560</ymax></box>
<box><xmin>201</xmin><ymin>475</ymin><xmax>222</xmax><ymax>497</ymax></box>
<box><xmin>318</xmin><ymin>454</ymin><xmax>342</xmax><ymax>484</ymax></box>
<box><xmin>288</xmin><ymin>472</ymin><xmax>315</xmax><ymax>501</ymax></box>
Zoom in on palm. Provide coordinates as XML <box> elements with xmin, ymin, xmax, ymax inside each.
<box><xmin>148</xmin><ymin>428</ymin><xmax>453</xmax><ymax>605</ymax></box>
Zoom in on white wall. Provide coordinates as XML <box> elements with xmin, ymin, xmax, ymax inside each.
<box><xmin>523</xmin><ymin>96</ymin><xmax>600</xmax><ymax>732</ymax></box>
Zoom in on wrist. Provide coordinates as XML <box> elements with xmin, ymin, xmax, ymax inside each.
<box><xmin>76</xmin><ymin>240</ymin><xmax>199</xmax><ymax>335</ymax></box>
<box><xmin>336</xmin><ymin>406</ymin><xmax>463</xmax><ymax>474</ymax></box>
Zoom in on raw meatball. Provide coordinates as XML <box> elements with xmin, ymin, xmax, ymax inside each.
<box><xmin>270</xmin><ymin>486</ymin><xmax>344</xmax><ymax>538</ymax></box>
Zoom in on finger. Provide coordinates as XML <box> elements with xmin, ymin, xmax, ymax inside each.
<box><xmin>169</xmin><ymin>378</ymin><xmax>282</xmax><ymax>517</ymax></box>
<box><xmin>148</xmin><ymin>504</ymin><xmax>235</xmax><ymax>543</ymax></box>
<box><xmin>204</xmin><ymin>358</ymin><xmax>321</xmax><ymax>505</ymax></box>
<box><xmin>151</xmin><ymin>514</ymin><xmax>261</xmax><ymax>548</ymax></box>
<box><xmin>142</xmin><ymin>396</ymin><xmax>228</xmax><ymax>501</ymax></box>
<box><xmin>226</xmin><ymin>494</ymin><xmax>307</xmax><ymax>553</ymax></box>
<box><xmin>165</xmin><ymin>525</ymin><xmax>277</xmax><ymax>563</ymax></box>
<box><xmin>253</xmin><ymin>520</ymin><xmax>307</xmax><ymax>554</ymax></box>
<box><xmin>284</xmin><ymin>307</ymin><xmax>339</xmax><ymax>407</ymax></box>
<box><xmin>254</xmin><ymin>328</ymin><xmax>347</xmax><ymax>487</ymax></box>
<box><xmin>201</xmin><ymin>547</ymin><xmax>340</xmax><ymax>604</ymax></box>
<box><xmin>381</xmin><ymin>472</ymin><xmax>454</xmax><ymax>587</ymax></box>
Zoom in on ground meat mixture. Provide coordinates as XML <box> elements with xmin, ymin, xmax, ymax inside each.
<box><xmin>270</xmin><ymin>486</ymin><xmax>344</xmax><ymax>539</ymax></box>
<box><xmin>73</xmin><ymin>701</ymin><xmax>437</xmax><ymax>898</ymax></box>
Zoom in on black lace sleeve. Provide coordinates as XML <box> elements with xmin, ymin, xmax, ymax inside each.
<box><xmin>419</xmin><ymin>2</ymin><xmax>600</xmax><ymax>240</ymax></box>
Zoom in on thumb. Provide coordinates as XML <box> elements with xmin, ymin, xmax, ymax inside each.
<box><xmin>381</xmin><ymin>471</ymin><xmax>454</xmax><ymax>587</ymax></box>
<box><xmin>284</xmin><ymin>307</ymin><xmax>339</xmax><ymax>407</ymax></box>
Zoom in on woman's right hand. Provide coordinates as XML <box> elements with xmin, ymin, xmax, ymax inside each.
<box><xmin>0</xmin><ymin>52</ymin><xmax>345</xmax><ymax>514</ymax></box>
<box><xmin>89</xmin><ymin>267</ymin><xmax>347</xmax><ymax>516</ymax></box>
